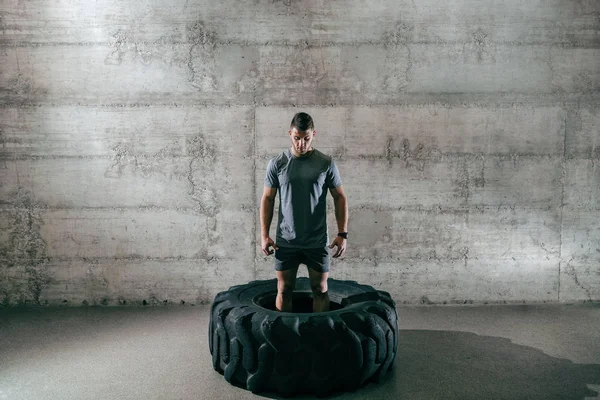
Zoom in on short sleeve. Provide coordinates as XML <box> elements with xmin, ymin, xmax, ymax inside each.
<box><xmin>264</xmin><ymin>159</ymin><xmax>280</xmax><ymax>188</ymax></box>
<box><xmin>326</xmin><ymin>159</ymin><xmax>342</xmax><ymax>189</ymax></box>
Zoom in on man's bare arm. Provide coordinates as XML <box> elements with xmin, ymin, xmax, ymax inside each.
<box><xmin>329</xmin><ymin>185</ymin><xmax>348</xmax><ymax>258</ymax></box>
<box><xmin>330</xmin><ymin>185</ymin><xmax>348</xmax><ymax>232</ymax></box>
<box><xmin>260</xmin><ymin>186</ymin><xmax>279</xmax><ymax>255</ymax></box>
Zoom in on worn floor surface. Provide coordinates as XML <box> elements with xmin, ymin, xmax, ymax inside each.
<box><xmin>0</xmin><ymin>303</ymin><xmax>599</xmax><ymax>400</ymax></box>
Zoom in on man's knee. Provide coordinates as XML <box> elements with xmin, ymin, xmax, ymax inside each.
<box><xmin>277</xmin><ymin>280</ymin><xmax>295</xmax><ymax>295</ymax></box>
<box><xmin>310</xmin><ymin>280</ymin><xmax>328</xmax><ymax>296</ymax></box>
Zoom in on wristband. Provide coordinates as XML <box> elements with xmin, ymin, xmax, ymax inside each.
<box><xmin>337</xmin><ymin>232</ymin><xmax>348</xmax><ymax>239</ymax></box>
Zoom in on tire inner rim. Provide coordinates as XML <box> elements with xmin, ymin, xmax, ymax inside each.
<box><xmin>253</xmin><ymin>291</ymin><xmax>345</xmax><ymax>313</ymax></box>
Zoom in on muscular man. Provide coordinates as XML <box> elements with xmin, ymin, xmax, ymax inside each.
<box><xmin>260</xmin><ymin>112</ymin><xmax>348</xmax><ymax>312</ymax></box>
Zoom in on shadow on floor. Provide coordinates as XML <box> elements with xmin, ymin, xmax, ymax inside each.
<box><xmin>259</xmin><ymin>330</ymin><xmax>600</xmax><ymax>400</ymax></box>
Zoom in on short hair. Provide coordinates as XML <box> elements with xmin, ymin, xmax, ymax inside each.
<box><xmin>290</xmin><ymin>112</ymin><xmax>314</xmax><ymax>132</ymax></box>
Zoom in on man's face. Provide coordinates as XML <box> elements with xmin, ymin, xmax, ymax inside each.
<box><xmin>288</xmin><ymin>127</ymin><xmax>315</xmax><ymax>155</ymax></box>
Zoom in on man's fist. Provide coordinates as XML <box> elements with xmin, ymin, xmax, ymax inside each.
<box><xmin>261</xmin><ymin>236</ymin><xmax>279</xmax><ymax>256</ymax></box>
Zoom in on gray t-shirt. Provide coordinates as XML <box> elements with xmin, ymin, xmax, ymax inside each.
<box><xmin>264</xmin><ymin>148</ymin><xmax>342</xmax><ymax>248</ymax></box>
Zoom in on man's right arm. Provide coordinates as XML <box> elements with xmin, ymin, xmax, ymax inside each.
<box><xmin>260</xmin><ymin>186</ymin><xmax>279</xmax><ymax>255</ymax></box>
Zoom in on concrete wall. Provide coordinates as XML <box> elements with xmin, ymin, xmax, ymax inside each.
<box><xmin>0</xmin><ymin>0</ymin><xmax>598</xmax><ymax>306</ymax></box>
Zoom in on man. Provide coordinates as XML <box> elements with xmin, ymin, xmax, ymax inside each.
<box><xmin>260</xmin><ymin>112</ymin><xmax>348</xmax><ymax>312</ymax></box>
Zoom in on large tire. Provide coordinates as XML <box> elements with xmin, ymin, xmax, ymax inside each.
<box><xmin>209</xmin><ymin>278</ymin><xmax>398</xmax><ymax>396</ymax></box>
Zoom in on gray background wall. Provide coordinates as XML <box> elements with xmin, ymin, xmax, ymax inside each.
<box><xmin>0</xmin><ymin>0</ymin><xmax>598</xmax><ymax>306</ymax></box>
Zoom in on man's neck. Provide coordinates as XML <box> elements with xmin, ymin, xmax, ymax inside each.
<box><xmin>290</xmin><ymin>147</ymin><xmax>313</xmax><ymax>158</ymax></box>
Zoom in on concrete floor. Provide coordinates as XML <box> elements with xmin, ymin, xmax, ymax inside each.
<box><xmin>0</xmin><ymin>304</ymin><xmax>599</xmax><ymax>400</ymax></box>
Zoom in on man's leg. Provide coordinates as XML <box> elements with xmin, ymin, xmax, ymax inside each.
<box><xmin>308</xmin><ymin>267</ymin><xmax>330</xmax><ymax>312</ymax></box>
<box><xmin>274</xmin><ymin>247</ymin><xmax>301</xmax><ymax>312</ymax></box>
<box><xmin>304</xmin><ymin>247</ymin><xmax>331</xmax><ymax>312</ymax></box>
<box><xmin>276</xmin><ymin>266</ymin><xmax>299</xmax><ymax>312</ymax></box>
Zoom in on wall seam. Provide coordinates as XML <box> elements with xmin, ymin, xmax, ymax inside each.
<box><xmin>252</xmin><ymin>104</ymin><xmax>257</xmax><ymax>281</ymax></box>
<box><xmin>558</xmin><ymin>110</ymin><xmax>568</xmax><ymax>302</ymax></box>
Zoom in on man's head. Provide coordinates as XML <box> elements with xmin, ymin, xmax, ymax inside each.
<box><xmin>288</xmin><ymin>112</ymin><xmax>315</xmax><ymax>156</ymax></box>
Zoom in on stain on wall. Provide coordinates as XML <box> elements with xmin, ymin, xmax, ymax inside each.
<box><xmin>0</xmin><ymin>190</ymin><xmax>50</xmax><ymax>305</ymax></box>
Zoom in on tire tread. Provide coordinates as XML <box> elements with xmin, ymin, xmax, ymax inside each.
<box><xmin>208</xmin><ymin>278</ymin><xmax>398</xmax><ymax>396</ymax></box>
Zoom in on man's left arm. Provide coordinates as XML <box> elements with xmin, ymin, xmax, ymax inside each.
<box><xmin>329</xmin><ymin>185</ymin><xmax>348</xmax><ymax>258</ymax></box>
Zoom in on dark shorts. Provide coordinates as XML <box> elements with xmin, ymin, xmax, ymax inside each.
<box><xmin>274</xmin><ymin>246</ymin><xmax>330</xmax><ymax>273</ymax></box>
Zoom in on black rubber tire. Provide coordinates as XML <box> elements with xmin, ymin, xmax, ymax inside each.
<box><xmin>208</xmin><ymin>277</ymin><xmax>398</xmax><ymax>396</ymax></box>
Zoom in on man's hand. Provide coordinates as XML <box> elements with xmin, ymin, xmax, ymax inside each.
<box><xmin>329</xmin><ymin>236</ymin><xmax>347</xmax><ymax>258</ymax></box>
<box><xmin>261</xmin><ymin>236</ymin><xmax>279</xmax><ymax>256</ymax></box>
